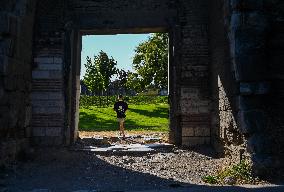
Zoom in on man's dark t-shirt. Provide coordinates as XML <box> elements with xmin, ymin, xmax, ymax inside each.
<box><xmin>114</xmin><ymin>101</ymin><xmax>128</xmax><ymax>118</ymax></box>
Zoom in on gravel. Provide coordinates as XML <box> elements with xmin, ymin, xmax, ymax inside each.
<box><xmin>97</xmin><ymin>148</ymin><xmax>227</xmax><ymax>184</ymax></box>
<box><xmin>3</xmin><ymin>146</ymin><xmax>229</xmax><ymax>192</ymax></box>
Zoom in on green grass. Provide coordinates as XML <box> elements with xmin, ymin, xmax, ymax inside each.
<box><xmin>79</xmin><ymin>103</ymin><xmax>169</xmax><ymax>132</ymax></box>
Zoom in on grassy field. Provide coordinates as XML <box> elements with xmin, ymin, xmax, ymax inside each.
<box><xmin>79</xmin><ymin>103</ymin><xmax>169</xmax><ymax>132</ymax></box>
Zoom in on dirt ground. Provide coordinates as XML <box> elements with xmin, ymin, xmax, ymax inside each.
<box><xmin>1</xmin><ymin>132</ymin><xmax>282</xmax><ymax>192</ymax></box>
<box><xmin>79</xmin><ymin>131</ymin><xmax>169</xmax><ymax>142</ymax></box>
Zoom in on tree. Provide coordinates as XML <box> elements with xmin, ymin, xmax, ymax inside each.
<box><xmin>83</xmin><ymin>51</ymin><xmax>118</xmax><ymax>95</ymax></box>
<box><xmin>117</xmin><ymin>69</ymin><xmax>129</xmax><ymax>93</ymax></box>
<box><xmin>83</xmin><ymin>56</ymin><xmax>104</xmax><ymax>95</ymax></box>
<box><xmin>96</xmin><ymin>51</ymin><xmax>118</xmax><ymax>94</ymax></box>
<box><xmin>132</xmin><ymin>33</ymin><xmax>168</xmax><ymax>90</ymax></box>
<box><xmin>125</xmin><ymin>72</ymin><xmax>144</xmax><ymax>93</ymax></box>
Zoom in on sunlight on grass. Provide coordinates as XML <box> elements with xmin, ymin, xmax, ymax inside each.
<box><xmin>79</xmin><ymin>104</ymin><xmax>169</xmax><ymax>132</ymax></box>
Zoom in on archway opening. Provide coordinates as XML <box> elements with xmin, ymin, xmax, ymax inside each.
<box><xmin>78</xmin><ymin>33</ymin><xmax>170</xmax><ymax>145</ymax></box>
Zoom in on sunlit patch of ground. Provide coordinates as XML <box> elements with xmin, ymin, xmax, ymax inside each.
<box><xmin>79</xmin><ymin>131</ymin><xmax>169</xmax><ymax>143</ymax></box>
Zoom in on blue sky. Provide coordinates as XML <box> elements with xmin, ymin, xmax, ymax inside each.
<box><xmin>80</xmin><ymin>34</ymin><xmax>150</xmax><ymax>79</ymax></box>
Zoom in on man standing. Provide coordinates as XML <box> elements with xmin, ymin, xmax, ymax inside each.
<box><xmin>113</xmin><ymin>95</ymin><xmax>128</xmax><ymax>138</ymax></box>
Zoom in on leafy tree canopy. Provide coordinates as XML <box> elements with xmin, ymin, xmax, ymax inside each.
<box><xmin>132</xmin><ymin>33</ymin><xmax>168</xmax><ymax>90</ymax></box>
<box><xmin>83</xmin><ymin>51</ymin><xmax>117</xmax><ymax>95</ymax></box>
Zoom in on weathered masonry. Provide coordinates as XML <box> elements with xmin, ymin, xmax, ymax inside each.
<box><xmin>0</xmin><ymin>0</ymin><xmax>284</xmax><ymax>176</ymax></box>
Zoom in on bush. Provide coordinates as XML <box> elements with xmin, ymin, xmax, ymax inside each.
<box><xmin>202</xmin><ymin>160</ymin><xmax>255</xmax><ymax>185</ymax></box>
<box><xmin>80</xmin><ymin>95</ymin><xmax>168</xmax><ymax>107</ymax></box>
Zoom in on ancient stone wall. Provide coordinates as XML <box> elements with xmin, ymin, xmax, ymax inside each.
<box><xmin>178</xmin><ymin>0</ymin><xmax>212</xmax><ymax>146</ymax></box>
<box><xmin>31</xmin><ymin>0</ymin><xmax>66</xmax><ymax>145</ymax></box>
<box><xmin>207</xmin><ymin>1</ymin><xmax>284</xmax><ymax>175</ymax></box>
<box><xmin>265</xmin><ymin>0</ymin><xmax>284</xmax><ymax>170</ymax></box>
<box><xmin>220</xmin><ymin>0</ymin><xmax>284</xmax><ymax>175</ymax></box>
<box><xmin>30</xmin><ymin>0</ymin><xmax>178</xmax><ymax>146</ymax></box>
<box><xmin>209</xmin><ymin>0</ymin><xmax>241</xmax><ymax>158</ymax></box>
<box><xmin>30</xmin><ymin>0</ymin><xmax>213</xmax><ymax>147</ymax></box>
<box><xmin>0</xmin><ymin>0</ymin><xmax>36</xmax><ymax>165</ymax></box>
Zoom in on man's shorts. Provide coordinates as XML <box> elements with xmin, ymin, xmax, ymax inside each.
<box><xmin>117</xmin><ymin>118</ymin><xmax>125</xmax><ymax>123</ymax></box>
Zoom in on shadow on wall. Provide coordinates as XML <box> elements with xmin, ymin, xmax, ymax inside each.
<box><xmin>4</xmin><ymin>149</ymin><xmax>284</xmax><ymax>192</ymax></box>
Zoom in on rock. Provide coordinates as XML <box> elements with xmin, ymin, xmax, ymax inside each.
<box><xmin>223</xmin><ymin>176</ymin><xmax>237</xmax><ymax>185</ymax></box>
<box><xmin>145</xmin><ymin>143</ymin><xmax>174</xmax><ymax>149</ymax></box>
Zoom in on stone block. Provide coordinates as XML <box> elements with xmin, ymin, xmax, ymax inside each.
<box><xmin>32</xmin><ymin>106</ymin><xmax>63</xmax><ymax>114</ymax></box>
<box><xmin>238</xmin><ymin>110</ymin><xmax>267</xmax><ymax>134</ymax></box>
<box><xmin>230</xmin><ymin>28</ymin><xmax>267</xmax><ymax>81</ymax></box>
<box><xmin>0</xmin><ymin>13</ymin><xmax>9</xmax><ymax>35</ymax></box>
<box><xmin>251</xmin><ymin>154</ymin><xmax>275</xmax><ymax>176</ymax></box>
<box><xmin>181</xmin><ymin>88</ymin><xmax>199</xmax><ymax>99</ymax></box>
<box><xmin>37</xmin><ymin>63</ymin><xmax>62</xmax><ymax>71</ymax></box>
<box><xmin>236</xmin><ymin>96</ymin><xmax>262</xmax><ymax>111</ymax></box>
<box><xmin>49</xmin><ymin>71</ymin><xmax>62</xmax><ymax>79</ymax></box>
<box><xmin>182</xmin><ymin>127</ymin><xmax>194</xmax><ymax>136</ymax></box>
<box><xmin>4</xmin><ymin>76</ymin><xmax>18</xmax><ymax>91</ymax></box>
<box><xmin>0</xmin><ymin>106</ymin><xmax>9</xmax><ymax>129</ymax></box>
<box><xmin>247</xmin><ymin>134</ymin><xmax>272</xmax><ymax>154</ymax></box>
<box><xmin>0</xmin><ymin>55</ymin><xmax>9</xmax><ymax>74</ymax></box>
<box><xmin>32</xmin><ymin>127</ymin><xmax>46</xmax><ymax>137</ymax></box>
<box><xmin>182</xmin><ymin>107</ymin><xmax>199</xmax><ymax>114</ymax></box>
<box><xmin>32</xmin><ymin>70</ymin><xmax>50</xmax><ymax>79</ymax></box>
<box><xmin>0</xmin><ymin>86</ymin><xmax>4</xmax><ymax>99</ymax></box>
<box><xmin>33</xmin><ymin>136</ymin><xmax>63</xmax><ymax>146</ymax></box>
<box><xmin>230</xmin><ymin>12</ymin><xmax>267</xmax><ymax>30</ymax></box>
<box><xmin>239</xmin><ymin>82</ymin><xmax>270</xmax><ymax>95</ymax></box>
<box><xmin>194</xmin><ymin>126</ymin><xmax>210</xmax><ymax>137</ymax></box>
<box><xmin>231</xmin><ymin>0</ymin><xmax>264</xmax><ymax>11</ymax></box>
<box><xmin>34</xmin><ymin>57</ymin><xmax>54</xmax><ymax>64</ymax></box>
<box><xmin>48</xmin><ymin>120</ymin><xmax>64</xmax><ymax>127</ymax></box>
<box><xmin>239</xmin><ymin>83</ymin><xmax>252</xmax><ymax>95</ymax></box>
<box><xmin>0</xmin><ymin>14</ymin><xmax>17</xmax><ymax>36</ymax></box>
<box><xmin>198</xmin><ymin>106</ymin><xmax>210</xmax><ymax>113</ymax></box>
<box><xmin>31</xmin><ymin>92</ymin><xmax>49</xmax><ymax>100</ymax></box>
<box><xmin>46</xmin><ymin>127</ymin><xmax>62</xmax><ymax>137</ymax></box>
<box><xmin>32</xmin><ymin>100</ymin><xmax>63</xmax><ymax>108</ymax></box>
<box><xmin>48</xmin><ymin>92</ymin><xmax>63</xmax><ymax>100</ymax></box>
<box><xmin>54</xmin><ymin>57</ymin><xmax>63</xmax><ymax>64</ymax></box>
<box><xmin>24</xmin><ymin>106</ymin><xmax>32</xmax><ymax>128</ymax></box>
<box><xmin>182</xmin><ymin>137</ymin><xmax>210</xmax><ymax>146</ymax></box>
<box><xmin>0</xmin><ymin>38</ymin><xmax>14</xmax><ymax>56</ymax></box>
<box><xmin>31</xmin><ymin>92</ymin><xmax>63</xmax><ymax>100</ymax></box>
<box><xmin>31</xmin><ymin>189</ymin><xmax>50</xmax><ymax>192</ymax></box>
<box><xmin>234</xmin><ymin>54</ymin><xmax>265</xmax><ymax>81</ymax></box>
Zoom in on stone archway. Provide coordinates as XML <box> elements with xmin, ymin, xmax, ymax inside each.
<box><xmin>31</xmin><ymin>0</ymin><xmax>213</xmax><ymax>147</ymax></box>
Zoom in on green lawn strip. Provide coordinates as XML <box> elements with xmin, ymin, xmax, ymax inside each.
<box><xmin>79</xmin><ymin>104</ymin><xmax>169</xmax><ymax>132</ymax></box>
